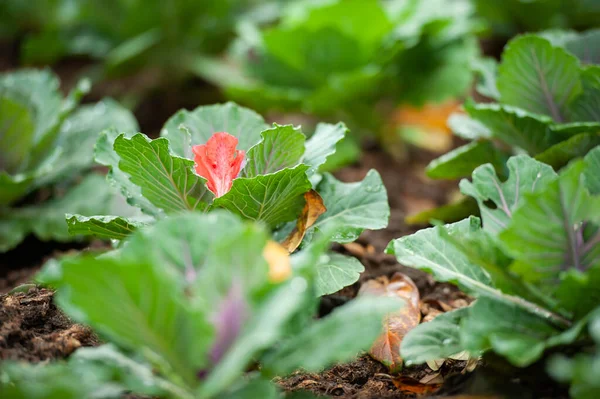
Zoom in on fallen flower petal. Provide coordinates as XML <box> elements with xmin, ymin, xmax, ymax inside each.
<box><xmin>193</xmin><ymin>132</ymin><xmax>245</xmax><ymax>197</ymax></box>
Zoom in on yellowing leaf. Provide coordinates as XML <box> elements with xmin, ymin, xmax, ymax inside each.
<box><xmin>392</xmin><ymin>101</ymin><xmax>461</xmax><ymax>153</ymax></box>
<box><xmin>263</xmin><ymin>241</ymin><xmax>292</xmax><ymax>283</ymax></box>
<box><xmin>281</xmin><ymin>190</ymin><xmax>327</xmax><ymax>253</ymax></box>
<box><xmin>359</xmin><ymin>272</ymin><xmax>421</xmax><ymax>372</ymax></box>
<box><xmin>392</xmin><ymin>101</ymin><xmax>461</xmax><ymax>135</ymax></box>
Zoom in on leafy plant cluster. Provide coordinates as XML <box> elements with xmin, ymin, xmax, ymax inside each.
<box><xmin>0</xmin><ymin>0</ymin><xmax>265</xmax><ymax>80</ymax></box>
<box><xmin>391</xmin><ymin>145</ymin><xmax>600</xmax><ymax>397</ymax></box>
<box><xmin>0</xmin><ymin>76</ymin><xmax>396</xmax><ymax>396</ymax></box>
<box><xmin>0</xmin><ymin>68</ymin><xmax>138</xmax><ymax>251</ymax></box>
<box><xmin>428</xmin><ymin>28</ymin><xmax>600</xmax><ymax>182</ymax></box>
<box><xmin>1</xmin><ymin>211</ymin><xmax>402</xmax><ymax>398</ymax></box>
<box><xmin>391</xmin><ymin>29</ymin><xmax>600</xmax><ymax>397</ymax></box>
<box><xmin>220</xmin><ymin>0</ymin><xmax>480</xmax><ymax>118</ymax></box>
<box><xmin>2</xmin><ymin>0</ymin><xmax>481</xmax><ymax>131</ymax></box>
<box><xmin>65</xmin><ymin>102</ymin><xmax>389</xmax><ymax>296</ymax></box>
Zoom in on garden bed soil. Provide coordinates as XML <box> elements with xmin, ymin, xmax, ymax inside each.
<box><xmin>0</xmin><ymin>287</ymin><xmax>98</xmax><ymax>362</ymax></box>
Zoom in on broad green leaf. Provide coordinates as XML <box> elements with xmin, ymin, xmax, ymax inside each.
<box><xmin>0</xmin><ymin>69</ymin><xmax>62</xmax><ymax>167</ymax></box>
<box><xmin>191</xmin><ymin>227</ymin><xmax>270</xmax><ymax>308</ymax></box>
<box><xmin>472</xmin><ymin>56</ymin><xmax>500</xmax><ymax>99</ymax></box>
<box><xmin>213</xmin><ymin>165</ymin><xmax>311</xmax><ymax>227</ymax></box>
<box><xmin>220</xmin><ymin>378</ymin><xmax>279</xmax><ymax>399</ymax></box>
<box><xmin>160</xmin><ymin>102</ymin><xmax>269</xmax><ymax>157</ymax></box>
<box><xmin>317</xmin><ymin>135</ymin><xmax>360</xmax><ymax>174</ymax></box>
<box><xmin>394</xmin><ymin>37</ymin><xmax>479</xmax><ymax>106</ymax></box>
<box><xmin>461</xmin><ymin>296</ymin><xmax>561</xmax><ymax>366</ymax></box>
<box><xmin>535</xmin><ymin>132</ymin><xmax>600</xmax><ymax>170</ymax></box>
<box><xmin>315</xmin><ymin>253</ymin><xmax>364</xmax><ymax>296</ymax></box>
<box><xmin>447</xmin><ymin>112</ymin><xmax>491</xmax><ymax>140</ymax></box>
<box><xmin>386</xmin><ymin>218</ymin><xmax>494</xmax><ymax>295</ymax></box>
<box><xmin>282</xmin><ymin>0</ymin><xmax>392</xmax><ymax>51</ymax></box>
<box><xmin>436</xmin><ymin>219</ymin><xmax>528</xmax><ymax>299</ymax></box>
<box><xmin>555</xmin><ymin>267</ymin><xmax>600</xmax><ymax>320</ymax></box>
<box><xmin>0</xmin><ymin>70</ymin><xmax>100</xmax><ymax>206</ymax></box>
<box><xmin>0</xmin><ymin>96</ymin><xmax>35</xmax><ymax>173</ymax></box>
<box><xmin>199</xmin><ymin>278</ymin><xmax>309</xmax><ymax>397</ymax></box>
<box><xmin>0</xmin><ymin>360</ymin><xmax>124</xmax><ymax>399</ymax></box>
<box><xmin>95</xmin><ymin>129</ymin><xmax>160</xmax><ymax>217</ymax></box>
<box><xmin>260</xmin><ymin>27</ymin><xmax>369</xmax><ymax>87</ymax></box>
<box><xmin>261</xmin><ymin>296</ymin><xmax>402</xmax><ymax>375</ymax></box>
<box><xmin>52</xmin><ymin>256</ymin><xmax>214</xmax><ymax>386</ymax></box>
<box><xmin>310</xmin><ymin>170</ymin><xmax>389</xmax><ymax>243</ymax></box>
<box><xmin>303</xmin><ymin>122</ymin><xmax>348</xmax><ymax>174</ymax></box>
<box><xmin>0</xmin><ymin>159</ymin><xmax>54</xmax><ymax>206</ymax></box>
<box><xmin>568</xmin><ymin>66</ymin><xmax>600</xmax><ymax>122</ymax></box>
<box><xmin>565</xmin><ymin>29</ymin><xmax>600</xmax><ymax>65</ymax></box>
<box><xmin>114</xmin><ymin>133</ymin><xmax>213</xmax><ymax>214</ymax></box>
<box><xmin>70</xmin><ymin>345</ymin><xmax>170</xmax><ymax>397</ymax></box>
<box><xmin>584</xmin><ymin>145</ymin><xmax>600</xmax><ymax>194</ymax></box>
<box><xmin>465</xmin><ymin>102</ymin><xmax>555</xmax><ymax>154</ymax></box>
<box><xmin>501</xmin><ymin>160</ymin><xmax>600</xmax><ymax>283</ymax></box>
<box><xmin>460</xmin><ymin>155</ymin><xmax>557</xmax><ymax>234</ymax></box>
<box><xmin>548</xmin><ymin>309</ymin><xmax>600</xmax><ymax>399</ymax></box>
<box><xmin>66</xmin><ymin>215</ymin><xmax>149</xmax><ymax>240</ymax></box>
<box><xmin>550</xmin><ymin>121</ymin><xmax>600</xmax><ymax>137</ymax></box>
<box><xmin>0</xmin><ymin>174</ymin><xmax>116</xmax><ymax>252</ymax></box>
<box><xmin>497</xmin><ymin>35</ymin><xmax>581</xmax><ymax>122</ymax></box>
<box><xmin>41</xmin><ymin>98</ymin><xmax>139</xmax><ymax>184</ymax></box>
<box><xmin>401</xmin><ymin>307</ymin><xmax>470</xmax><ymax>364</ymax></box>
<box><xmin>243</xmin><ymin>124</ymin><xmax>305</xmax><ymax>177</ymax></box>
<box><xmin>121</xmin><ymin>212</ymin><xmax>269</xmax><ymax>303</ymax></box>
<box><xmin>426</xmin><ymin>141</ymin><xmax>508</xmax><ymax>180</ymax></box>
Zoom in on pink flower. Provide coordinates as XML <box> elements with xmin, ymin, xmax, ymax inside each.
<box><xmin>192</xmin><ymin>132</ymin><xmax>245</xmax><ymax>198</ymax></box>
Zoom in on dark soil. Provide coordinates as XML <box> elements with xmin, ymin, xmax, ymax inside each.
<box><xmin>0</xmin><ymin>287</ymin><xmax>98</xmax><ymax>362</ymax></box>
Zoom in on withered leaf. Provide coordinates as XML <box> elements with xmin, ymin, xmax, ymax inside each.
<box><xmin>359</xmin><ymin>272</ymin><xmax>421</xmax><ymax>373</ymax></box>
<box><xmin>281</xmin><ymin>190</ymin><xmax>326</xmax><ymax>253</ymax></box>
<box><xmin>392</xmin><ymin>375</ymin><xmax>441</xmax><ymax>395</ymax></box>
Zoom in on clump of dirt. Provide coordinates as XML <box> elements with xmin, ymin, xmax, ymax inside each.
<box><xmin>277</xmin><ymin>355</ymin><xmax>399</xmax><ymax>398</ymax></box>
<box><xmin>276</xmin><ymin>355</ymin><xmax>472</xmax><ymax>398</ymax></box>
<box><xmin>0</xmin><ymin>287</ymin><xmax>98</xmax><ymax>362</ymax></box>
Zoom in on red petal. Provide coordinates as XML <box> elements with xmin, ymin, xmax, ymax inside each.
<box><xmin>193</xmin><ymin>132</ymin><xmax>245</xmax><ymax>197</ymax></box>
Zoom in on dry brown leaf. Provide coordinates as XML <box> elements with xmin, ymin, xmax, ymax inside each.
<box><xmin>464</xmin><ymin>357</ymin><xmax>479</xmax><ymax>373</ymax></box>
<box><xmin>391</xmin><ymin>100</ymin><xmax>461</xmax><ymax>153</ymax></box>
<box><xmin>366</xmin><ymin>244</ymin><xmax>376</xmax><ymax>254</ymax></box>
<box><xmin>263</xmin><ymin>241</ymin><xmax>292</xmax><ymax>283</ymax></box>
<box><xmin>426</xmin><ymin>358</ymin><xmax>445</xmax><ymax>371</ymax></box>
<box><xmin>281</xmin><ymin>190</ymin><xmax>326</xmax><ymax>253</ymax></box>
<box><xmin>392</xmin><ymin>101</ymin><xmax>461</xmax><ymax>135</ymax></box>
<box><xmin>343</xmin><ymin>242</ymin><xmax>367</xmax><ymax>257</ymax></box>
<box><xmin>419</xmin><ymin>372</ymin><xmax>444</xmax><ymax>385</ymax></box>
<box><xmin>359</xmin><ymin>273</ymin><xmax>421</xmax><ymax>373</ymax></box>
<box><xmin>392</xmin><ymin>376</ymin><xmax>441</xmax><ymax>395</ymax></box>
